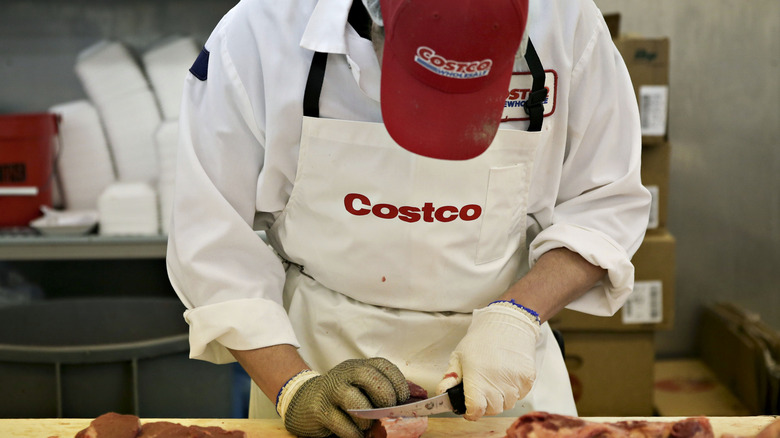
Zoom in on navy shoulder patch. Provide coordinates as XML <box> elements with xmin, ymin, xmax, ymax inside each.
<box><xmin>189</xmin><ymin>48</ymin><xmax>210</xmax><ymax>81</ymax></box>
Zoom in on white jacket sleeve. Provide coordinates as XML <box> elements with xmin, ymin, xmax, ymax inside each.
<box><xmin>529</xmin><ymin>11</ymin><xmax>651</xmax><ymax>316</ymax></box>
<box><xmin>166</xmin><ymin>16</ymin><xmax>297</xmax><ymax>364</ymax></box>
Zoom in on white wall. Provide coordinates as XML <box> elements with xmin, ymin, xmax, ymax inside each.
<box><xmin>594</xmin><ymin>0</ymin><xmax>780</xmax><ymax>356</ymax></box>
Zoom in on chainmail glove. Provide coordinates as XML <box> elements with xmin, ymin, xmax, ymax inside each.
<box><xmin>437</xmin><ymin>300</ymin><xmax>541</xmax><ymax>421</ymax></box>
<box><xmin>277</xmin><ymin>358</ymin><xmax>410</xmax><ymax>438</ymax></box>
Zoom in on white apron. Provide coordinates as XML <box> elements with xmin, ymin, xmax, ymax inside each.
<box><xmin>250</xmin><ymin>45</ymin><xmax>576</xmax><ymax>419</ymax></box>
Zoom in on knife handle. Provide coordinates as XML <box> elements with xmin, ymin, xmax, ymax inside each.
<box><xmin>446</xmin><ymin>382</ymin><xmax>466</xmax><ymax>415</ymax></box>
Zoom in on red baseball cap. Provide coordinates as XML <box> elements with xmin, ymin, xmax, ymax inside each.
<box><xmin>379</xmin><ymin>0</ymin><xmax>529</xmax><ymax>160</ymax></box>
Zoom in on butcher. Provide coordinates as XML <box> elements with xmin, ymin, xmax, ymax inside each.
<box><xmin>166</xmin><ymin>0</ymin><xmax>651</xmax><ymax>436</ymax></box>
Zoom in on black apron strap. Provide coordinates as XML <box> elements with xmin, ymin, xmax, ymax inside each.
<box><xmin>523</xmin><ymin>39</ymin><xmax>547</xmax><ymax>132</ymax></box>
<box><xmin>303</xmin><ymin>51</ymin><xmax>328</xmax><ymax>118</ymax></box>
<box><xmin>304</xmin><ymin>2</ymin><xmax>369</xmax><ymax>118</ymax></box>
<box><xmin>348</xmin><ymin>0</ymin><xmax>373</xmax><ymax>40</ymax></box>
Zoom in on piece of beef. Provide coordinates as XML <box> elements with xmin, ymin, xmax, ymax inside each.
<box><xmin>504</xmin><ymin>411</ymin><xmax>625</xmax><ymax>438</ymax></box>
<box><xmin>187</xmin><ymin>425</ymin><xmax>247</xmax><ymax>437</ymax></box>
<box><xmin>754</xmin><ymin>418</ymin><xmax>780</xmax><ymax>438</ymax></box>
<box><xmin>139</xmin><ymin>421</ymin><xmax>246</xmax><ymax>438</ymax></box>
<box><xmin>609</xmin><ymin>417</ymin><xmax>712</xmax><ymax>438</ymax></box>
<box><xmin>610</xmin><ymin>420</ymin><xmax>673</xmax><ymax>438</ymax></box>
<box><xmin>363</xmin><ymin>380</ymin><xmax>430</xmax><ymax>438</ymax></box>
<box><xmin>405</xmin><ymin>380</ymin><xmax>428</xmax><ymax>403</ymax></box>
<box><xmin>722</xmin><ymin>417</ymin><xmax>780</xmax><ymax>438</ymax></box>
<box><xmin>504</xmin><ymin>411</ymin><xmax>714</xmax><ymax>438</ymax></box>
<box><xmin>669</xmin><ymin>417</ymin><xmax>715</xmax><ymax>438</ymax></box>
<box><xmin>74</xmin><ymin>415</ymin><xmax>246</xmax><ymax>438</ymax></box>
<box><xmin>365</xmin><ymin>417</ymin><xmax>429</xmax><ymax>438</ymax></box>
<box><xmin>138</xmin><ymin>421</ymin><xmax>191</xmax><ymax>438</ymax></box>
<box><xmin>74</xmin><ymin>412</ymin><xmax>141</xmax><ymax>438</ymax></box>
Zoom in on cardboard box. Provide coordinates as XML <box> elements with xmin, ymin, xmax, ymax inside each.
<box><xmin>641</xmin><ymin>141</ymin><xmax>671</xmax><ymax>230</ymax></box>
<box><xmin>549</xmin><ymin>229</ymin><xmax>676</xmax><ymax>331</ymax></box>
<box><xmin>563</xmin><ymin>331</ymin><xmax>655</xmax><ymax>416</ymax></box>
<box><xmin>614</xmin><ymin>37</ymin><xmax>670</xmax><ymax>145</ymax></box>
<box><xmin>603</xmin><ymin>13</ymin><xmax>621</xmax><ymax>40</ymax></box>
<box><xmin>698</xmin><ymin>303</ymin><xmax>780</xmax><ymax>415</ymax></box>
<box><xmin>654</xmin><ymin>359</ymin><xmax>751</xmax><ymax>416</ymax></box>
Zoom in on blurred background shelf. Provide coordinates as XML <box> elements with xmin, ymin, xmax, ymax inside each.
<box><xmin>0</xmin><ymin>234</ymin><xmax>168</xmax><ymax>260</ymax></box>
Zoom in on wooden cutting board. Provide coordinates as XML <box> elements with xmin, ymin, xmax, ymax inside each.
<box><xmin>4</xmin><ymin>416</ymin><xmax>777</xmax><ymax>437</ymax></box>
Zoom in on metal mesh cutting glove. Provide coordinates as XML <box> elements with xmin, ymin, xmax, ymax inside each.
<box><xmin>278</xmin><ymin>358</ymin><xmax>410</xmax><ymax>438</ymax></box>
<box><xmin>437</xmin><ymin>301</ymin><xmax>541</xmax><ymax>421</ymax></box>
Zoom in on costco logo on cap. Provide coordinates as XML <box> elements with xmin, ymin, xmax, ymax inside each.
<box><xmin>415</xmin><ymin>46</ymin><xmax>493</xmax><ymax>79</ymax></box>
<box><xmin>380</xmin><ymin>0</ymin><xmax>529</xmax><ymax>161</ymax></box>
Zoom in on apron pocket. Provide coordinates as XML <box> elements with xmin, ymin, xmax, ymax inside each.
<box><xmin>475</xmin><ymin>163</ymin><xmax>530</xmax><ymax>265</ymax></box>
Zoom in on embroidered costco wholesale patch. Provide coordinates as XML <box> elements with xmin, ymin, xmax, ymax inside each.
<box><xmin>501</xmin><ymin>70</ymin><xmax>558</xmax><ymax>121</ymax></box>
<box><xmin>189</xmin><ymin>48</ymin><xmax>210</xmax><ymax>81</ymax></box>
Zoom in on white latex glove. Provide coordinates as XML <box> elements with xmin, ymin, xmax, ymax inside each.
<box><xmin>437</xmin><ymin>301</ymin><xmax>541</xmax><ymax>421</ymax></box>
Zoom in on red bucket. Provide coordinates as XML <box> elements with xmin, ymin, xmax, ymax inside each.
<box><xmin>0</xmin><ymin>113</ymin><xmax>59</xmax><ymax>227</ymax></box>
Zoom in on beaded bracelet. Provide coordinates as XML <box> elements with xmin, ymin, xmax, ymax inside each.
<box><xmin>489</xmin><ymin>299</ymin><xmax>542</xmax><ymax>325</ymax></box>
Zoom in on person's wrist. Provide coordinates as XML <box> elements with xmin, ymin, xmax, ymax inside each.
<box><xmin>275</xmin><ymin>369</ymin><xmax>320</xmax><ymax>420</ymax></box>
<box><xmin>488</xmin><ymin>299</ymin><xmax>542</xmax><ymax>325</ymax></box>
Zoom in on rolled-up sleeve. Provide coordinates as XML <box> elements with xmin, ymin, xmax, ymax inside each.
<box><xmin>529</xmin><ymin>18</ymin><xmax>651</xmax><ymax>316</ymax></box>
<box><xmin>166</xmin><ymin>16</ymin><xmax>298</xmax><ymax>363</ymax></box>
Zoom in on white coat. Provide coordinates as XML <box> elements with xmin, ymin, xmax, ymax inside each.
<box><xmin>166</xmin><ymin>0</ymin><xmax>651</xmax><ymax>418</ymax></box>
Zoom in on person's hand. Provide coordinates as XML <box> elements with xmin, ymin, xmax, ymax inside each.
<box><xmin>278</xmin><ymin>357</ymin><xmax>410</xmax><ymax>438</ymax></box>
<box><xmin>437</xmin><ymin>301</ymin><xmax>541</xmax><ymax>421</ymax></box>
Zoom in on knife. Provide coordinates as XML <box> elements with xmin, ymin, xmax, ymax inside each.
<box><xmin>348</xmin><ymin>382</ymin><xmax>466</xmax><ymax>419</ymax></box>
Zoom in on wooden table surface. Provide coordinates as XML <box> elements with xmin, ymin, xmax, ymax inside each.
<box><xmin>4</xmin><ymin>416</ymin><xmax>778</xmax><ymax>437</ymax></box>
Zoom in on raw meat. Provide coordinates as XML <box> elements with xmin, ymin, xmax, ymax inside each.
<box><xmin>753</xmin><ymin>417</ymin><xmax>780</xmax><ymax>438</ymax></box>
<box><xmin>138</xmin><ymin>421</ymin><xmax>191</xmax><ymax>438</ymax></box>
<box><xmin>406</xmin><ymin>380</ymin><xmax>428</xmax><ymax>402</ymax></box>
<box><xmin>363</xmin><ymin>380</ymin><xmax>430</xmax><ymax>438</ymax></box>
<box><xmin>73</xmin><ymin>413</ymin><xmax>246</xmax><ymax>438</ymax></box>
<box><xmin>365</xmin><ymin>416</ymin><xmax>429</xmax><ymax>438</ymax></box>
<box><xmin>136</xmin><ymin>420</ymin><xmax>247</xmax><ymax>438</ymax></box>
<box><xmin>504</xmin><ymin>411</ymin><xmax>714</xmax><ymax>438</ymax></box>
<box><xmin>667</xmin><ymin>417</ymin><xmax>716</xmax><ymax>438</ymax></box>
<box><xmin>504</xmin><ymin>411</ymin><xmax>622</xmax><ymax>438</ymax></box>
<box><xmin>74</xmin><ymin>412</ymin><xmax>141</xmax><ymax>438</ymax></box>
<box><xmin>185</xmin><ymin>425</ymin><xmax>247</xmax><ymax>437</ymax></box>
<box><xmin>722</xmin><ymin>417</ymin><xmax>780</xmax><ymax>438</ymax></box>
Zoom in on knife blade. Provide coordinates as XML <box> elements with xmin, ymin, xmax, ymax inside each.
<box><xmin>347</xmin><ymin>382</ymin><xmax>466</xmax><ymax>419</ymax></box>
